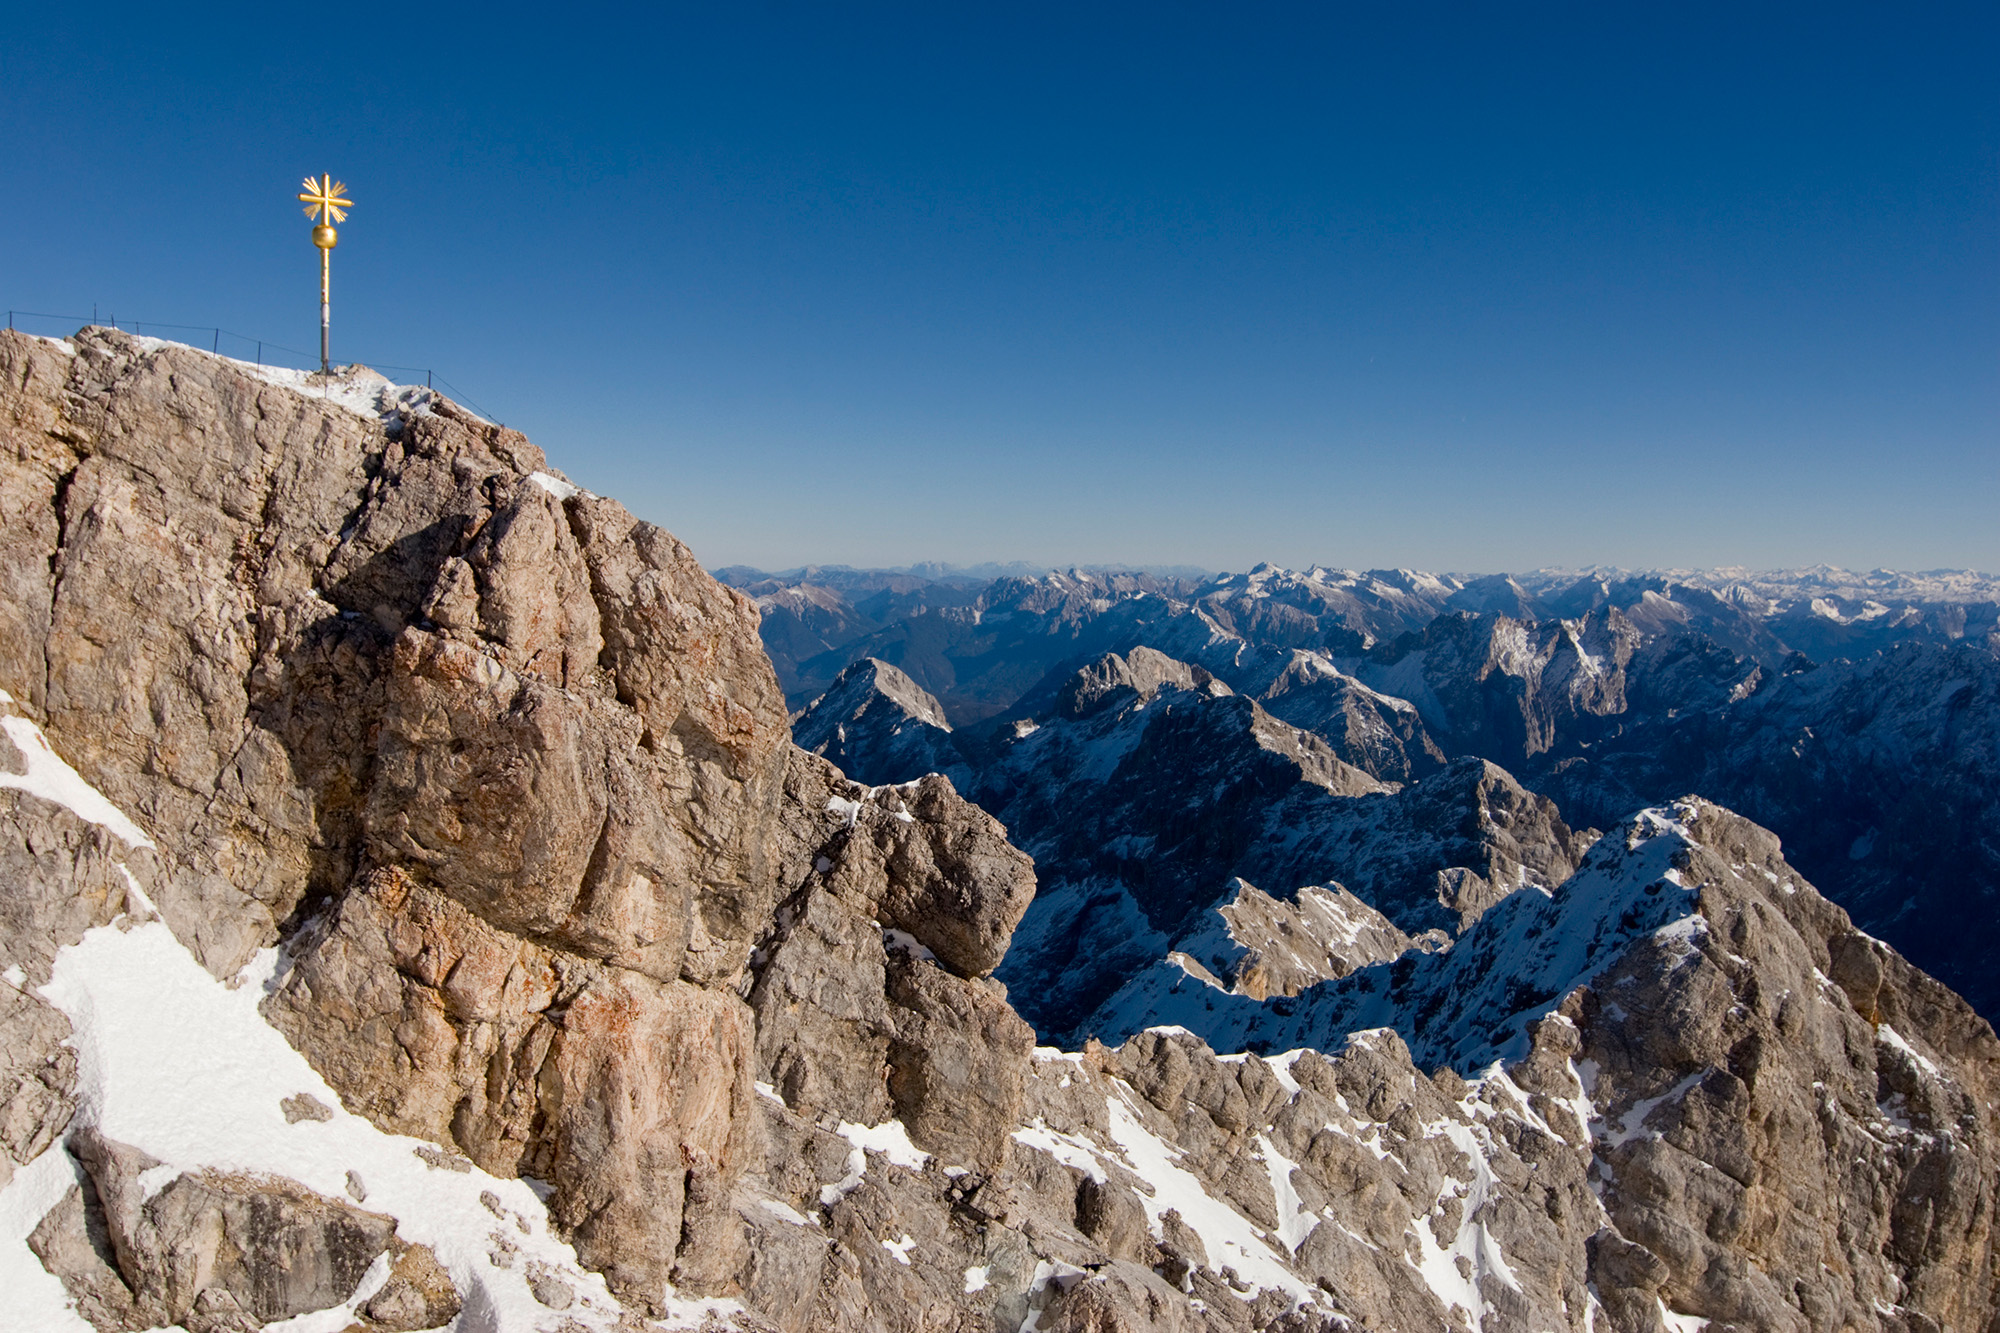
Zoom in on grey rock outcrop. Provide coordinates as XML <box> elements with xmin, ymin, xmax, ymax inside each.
<box><xmin>28</xmin><ymin>1126</ymin><xmax>457</xmax><ymax>1333</ymax></box>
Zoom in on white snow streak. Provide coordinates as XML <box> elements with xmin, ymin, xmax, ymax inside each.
<box><xmin>1878</xmin><ymin>1025</ymin><xmax>1943</xmax><ymax>1079</ymax></box>
<box><xmin>1404</xmin><ymin>1118</ymin><xmax>1521</xmax><ymax>1327</ymax></box>
<box><xmin>0</xmin><ymin>1144</ymin><xmax>94</xmax><ymax>1331</ymax></box>
<box><xmin>836</xmin><ymin>1118</ymin><xmax>930</xmax><ymax>1170</ymax></box>
<box><xmin>527</xmin><ymin>470</ymin><xmax>580</xmax><ymax>500</ymax></box>
<box><xmin>759</xmin><ymin>1197</ymin><xmax>817</xmax><ymax>1228</ymax></box>
<box><xmin>1604</xmin><ymin>1073</ymin><xmax>1704</xmax><ymax>1149</ymax></box>
<box><xmin>821</xmin><ymin>1118</ymin><xmax>930</xmax><ymax>1205</ymax></box>
<box><xmin>1103</xmin><ymin>1089</ymin><xmax>1313</xmax><ymax>1305</ymax></box>
<box><xmin>1011</xmin><ymin>1120</ymin><xmax>1109</xmax><ymax>1183</ymax></box>
<box><xmin>1657</xmin><ymin>1297</ymin><xmax>1713</xmax><ymax>1330</ymax></box>
<box><xmin>0</xmin><ymin>714</ymin><xmax>155</xmax><ymax>848</ymax></box>
<box><xmin>1256</xmin><ymin>1133</ymin><xmax>1313</xmax><ymax>1252</ymax></box>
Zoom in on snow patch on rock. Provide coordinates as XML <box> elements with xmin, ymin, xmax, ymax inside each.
<box><xmin>0</xmin><ymin>714</ymin><xmax>155</xmax><ymax>849</ymax></box>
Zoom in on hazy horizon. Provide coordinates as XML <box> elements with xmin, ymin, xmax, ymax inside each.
<box><xmin>706</xmin><ymin>557</ymin><xmax>2000</xmax><ymax>584</ymax></box>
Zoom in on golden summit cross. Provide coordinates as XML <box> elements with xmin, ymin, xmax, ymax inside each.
<box><xmin>296</xmin><ymin>175</ymin><xmax>353</xmax><ymax>373</ymax></box>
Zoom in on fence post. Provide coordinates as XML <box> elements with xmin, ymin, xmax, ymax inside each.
<box><xmin>257</xmin><ymin>341</ymin><xmax>263</xmax><ymax>367</ymax></box>
<box><xmin>213</xmin><ymin>330</ymin><xmax>220</xmax><ymax>354</ymax></box>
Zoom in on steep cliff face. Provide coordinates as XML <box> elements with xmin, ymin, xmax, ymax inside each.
<box><xmin>4</xmin><ymin>330</ymin><xmax>1998</xmax><ymax>1333</ymax></box>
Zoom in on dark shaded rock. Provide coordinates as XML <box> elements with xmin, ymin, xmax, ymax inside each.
<box><xmin>791</xmin><ymin>656</ymin><xmax>974</xmax><ymax>791</ymax></box>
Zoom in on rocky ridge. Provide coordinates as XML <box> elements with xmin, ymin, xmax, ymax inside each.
<box><xmin>791</xmin><ymin>657</ymin><xmax>974</xmax><ymax>794</ymax></box>
<box><xmin>2</xmin><ymin>330</ymin><xmax>1996</xmax><ymax>1333</ymax></box>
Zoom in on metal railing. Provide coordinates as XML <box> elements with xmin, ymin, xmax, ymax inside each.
<box><xmin>5</xmin><ymin>308</ymin><xmax>500</xmax><ymax>424</ymax></box>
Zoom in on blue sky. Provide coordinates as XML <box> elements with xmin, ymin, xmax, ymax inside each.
<box><xmin>5</xmin><ymin>3</ymin><xmax>1994</xmax><ymax>573</ymax></box>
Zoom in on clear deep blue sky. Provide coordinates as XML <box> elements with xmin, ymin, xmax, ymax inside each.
<box><xmin>6</xmin><ymin>4</ymin><xmax>1995</xmax><ymax>573</ymax></box>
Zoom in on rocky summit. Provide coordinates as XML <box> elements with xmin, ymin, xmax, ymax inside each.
<box><xmin>3</xmin><ymin>327</ymin><xmax>1998</xmax><ymax>1333</ymax></box>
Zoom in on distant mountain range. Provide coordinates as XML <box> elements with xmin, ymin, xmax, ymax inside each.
<box><xmin>719</xmin><ymin>561</ymin><xmax>2000</xmax><ymax>717</ymax></box>
<box><xmin>745</xmin><ymin>561</ymin><xmax>2000</xmax><ymax>1023</ymax></box>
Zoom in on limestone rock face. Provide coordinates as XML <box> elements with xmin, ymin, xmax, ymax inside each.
<box><xmin>746</xmin><ymin>747</ymin><xmax>1037</xmax><ymax>1173</ymax></box>
<box><xmin>531</xmin><ymin>968</ymin><xmax>756</xmax><ymax>1297</ymax></box>
<box><xmin>0</xmin><ymin>328</ymin><xmax>1044</xmax><ymax>1322</ymax></box>
<box><xmin>0</xmin><ymin>327</ymin><xmax>804</xmax><ymax>1310</ymax></box>
<box><xmin>1572</xmin><ymin>804</ymin><xmax>2000</xmax><ymax>1331</ymax></box>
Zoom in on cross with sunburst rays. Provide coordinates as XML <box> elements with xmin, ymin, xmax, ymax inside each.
<box><xmin>296</xmin><ymin>175</ymin><xmax>353</xmax><ymax>373</ymax></box>
<box><xmin>298</xmin><ymin>174</ymin><xmax>352</xmax><ymax>226</ymax></box>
